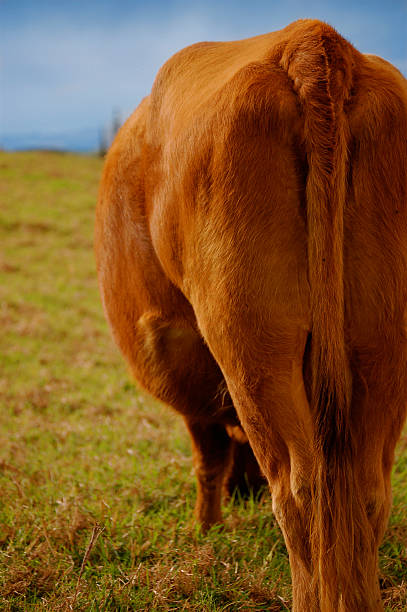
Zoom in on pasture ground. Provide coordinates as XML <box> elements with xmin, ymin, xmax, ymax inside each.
<box><xmin>0</xmin><ymin>151</ymin><xmax>406</xmax><ymax>610</ymax></box>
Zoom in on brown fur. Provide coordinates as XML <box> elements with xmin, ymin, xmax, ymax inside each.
<box><xmin>95</xmin><ymin>19</ymin><xmax>407</xmax><ymax>611</ymax></box>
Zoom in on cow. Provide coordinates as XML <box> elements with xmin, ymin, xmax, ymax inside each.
<box><xmin>95</xmin><ymin>18</ymin><xmax>407</xmax><ymax>611</ymax></box>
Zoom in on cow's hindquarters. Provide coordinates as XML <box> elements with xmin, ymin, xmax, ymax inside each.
<box><xmin>95</xmin><ymin>102</ymin><xmax>264</xmax><ymax>530</ymax></box>
<box><xmin>180</xmin><ymin>127</ymin><xmax>314</xmax><ymax>608</ymax></box>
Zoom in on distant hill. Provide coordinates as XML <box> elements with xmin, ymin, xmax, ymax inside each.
<box><xmin>0</xmin><ymin>127</ymin><xmax>101</xmax><ymax>153</ymax></box>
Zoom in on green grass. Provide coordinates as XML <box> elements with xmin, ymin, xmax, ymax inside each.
<box><xmin>0</xmin><ymin>151</ymin><xmax>406</xmax><ymax>610</ymax></box>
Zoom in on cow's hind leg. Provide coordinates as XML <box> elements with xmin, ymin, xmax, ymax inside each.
<box><xmin>196</xmin><ymin>313</ymin><xmax>316</xmax><ymax>609</ymax></box>
<box><xmin>184</xmin><ymin>418</ymin><xmax>234</xmax><ymax>528</ymax></box>
<box><xmin>129</xmin><ymin>312</ymin><xmax>248</xmax><ymax>529</ymax></box>
<box><xmin>95</xmin><ymin>112</ymin><xmax>258</xmax><ymax>529</ymax></box>
<box><xmin>335</xmin><ymin>342</ymin><xmax>407</xmax><ymax>611</ymax></box>
<box><xmin>133</xmin><ymin>314</ymin><xmax>266</xmax><ymax>527</ymax></box>
<box><xmin>224</xmin><ymin>435</ymin><xmax>267</xmax><ymax>499</ymax></box>
<box><xmin>100</xmin><ymin>280</ymin><xmax>254</xmax><ymax>528</ymax></box>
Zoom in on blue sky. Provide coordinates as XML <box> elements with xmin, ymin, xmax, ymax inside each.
<box><xmin>1</xmin><ymin>0</ymin><xmax>406</xmax><ymax>150</ymax></box>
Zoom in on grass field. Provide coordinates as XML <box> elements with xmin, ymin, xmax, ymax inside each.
<box><xmin>0</xmin><ymin>151</ymin><xmax>406</xmax><ymax>611</ymax></box>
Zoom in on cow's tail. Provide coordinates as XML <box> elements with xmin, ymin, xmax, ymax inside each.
<box><xmin>281</xmin><ymin>22</ymin><xmax>372</xmax><ymax>608</ymax></box>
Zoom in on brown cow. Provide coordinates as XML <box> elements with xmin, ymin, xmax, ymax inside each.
<box><xmin>95</xmin><ymin>19</ymin><xmax>407</xmax><ymax>611</ymax></box>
